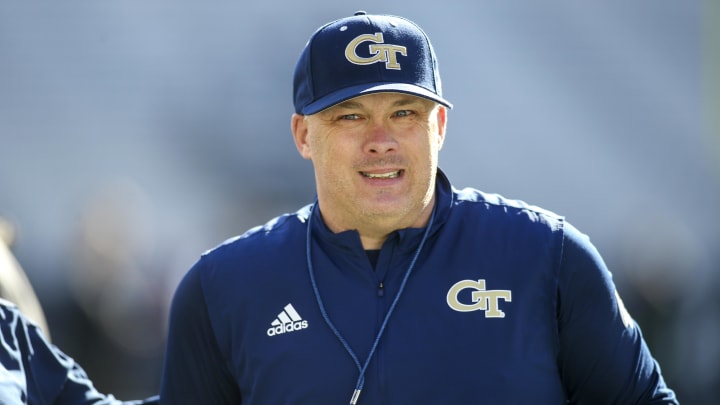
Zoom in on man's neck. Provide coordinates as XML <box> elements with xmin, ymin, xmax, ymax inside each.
<box><xmin>316</xmin><ymin>193</ymin><xmax>436</xmax><ymax>250</ymax></box>
<box><xmin>324</xmin><ymin>204</ymin><xmax>435</xmax><ymax>250</ymax></box>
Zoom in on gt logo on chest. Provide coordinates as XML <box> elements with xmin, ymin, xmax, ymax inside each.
<box><xmin>447</xmin><ymin>279</ymin><xmax>512</xmax><ymax>318</ymax></box>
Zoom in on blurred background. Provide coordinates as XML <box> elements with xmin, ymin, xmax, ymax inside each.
<box><xmin>0</xmin><ymin>0</ymin><xmax>717</xmax><ymax>403</ymax></box>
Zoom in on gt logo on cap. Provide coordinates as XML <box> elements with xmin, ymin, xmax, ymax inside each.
<box><xmin>345</xmin><ymin>33</ymin><xmax>408</xmax><ymax>70</ymax></box>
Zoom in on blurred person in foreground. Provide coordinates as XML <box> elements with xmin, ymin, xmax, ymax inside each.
<box><xmin>0</xmin><ymin>216</ymin><xmax>50</xmax><ymax>338</ymax></box>
<box><xmin>0</xmin><ymin>298</ymin><xmax>158</xmax><ymax>405</ymax></box>
<box><xmin>1</xmin><ymin>218</ymin><xmax>159</xmax><ymax>404</ymax></box>
<box><xmin>159</xmin><ymin>11</ymin><xmax>678</xmax><ymax>404</ymax></box>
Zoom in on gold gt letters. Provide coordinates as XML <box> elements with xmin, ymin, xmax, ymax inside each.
<box><xmin>447</xmin><ymin>279</ymin><xmax>512</xmax><ymax>318</ymax></box>
<box><xmin>345</xmin><ymin>33</ymin><xmax>408</xmax><ymax>70</ymax></box>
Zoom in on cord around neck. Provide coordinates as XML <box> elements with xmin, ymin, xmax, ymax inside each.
<box><xmin>305</xmin><ymin>202</ymin><xmax>436</xmax><ymax>404</ymax></box>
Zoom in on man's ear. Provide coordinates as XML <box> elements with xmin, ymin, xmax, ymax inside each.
<box><xmin>436</xmin><ymin>106</ymin><xmax>448</xmax><ymax>150</ymax></box>
<box><xmin>291</xmin><ymin>113</ymin><xmax>312</xmax><ymax>160</ymax></box>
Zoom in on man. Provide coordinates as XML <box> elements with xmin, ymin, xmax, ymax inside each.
<box><xmin>159</xmin><ymin>12</ymin><xmax>678</xmax><ymax>404</ymax></box>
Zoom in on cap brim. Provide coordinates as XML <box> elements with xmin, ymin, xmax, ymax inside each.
<box><xmin>300</xmin><ymin>82</ymin><xmax>453</xmax><ymax>115</ymax></box>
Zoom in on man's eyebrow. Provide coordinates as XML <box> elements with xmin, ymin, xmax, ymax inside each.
<box><xmin>391</xmin><ymin>97</ymin><xmax>426</xmax><ymax>107</ymax></box>
<box><xmin>333</xmin><ymin>100</ymin><xmax>363</xmax><ymax>110</ymax></box>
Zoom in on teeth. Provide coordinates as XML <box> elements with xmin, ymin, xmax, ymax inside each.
<box><xmin>362</xmin><ymin>171</ymin><xmax>400</xmax><ymax>179</ymax></box>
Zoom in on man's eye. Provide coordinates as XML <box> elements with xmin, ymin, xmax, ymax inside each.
<box><xmin>339</xmin><ymin>114</ymin><xmax>360</xmax><ymax>120</ymax></box>
<box><xmin>394</xmin><ymin>110</ymin><xmax>414</xmax><ymax>117</ymax></box>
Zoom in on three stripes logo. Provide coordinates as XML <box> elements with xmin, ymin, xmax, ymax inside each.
<box><xmin>266</xmin><ymin>303</ymin><xmax>309</xmax><ymax>337</ymax></box>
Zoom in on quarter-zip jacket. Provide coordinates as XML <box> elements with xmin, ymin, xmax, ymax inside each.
<box><xmin>160</xmin><ymin>170</ymin><xmax>677</xmax><ymax>404</ymax></box>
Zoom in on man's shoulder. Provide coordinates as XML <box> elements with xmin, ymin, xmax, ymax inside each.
<box><xmin>179</xmin><ymin>206</ymin><xmax>312</xmax><ymax>317</ymax></box>
<box><xmin>195</xmin><ymin>204</ymin><xmax>311</xmax><ymax>271</ymax></box>
<box><xmin>451</xmin><ymin>186</ymin><xmax>564</xmax><ymax>230</ymax></box>
<box><xmin>444</xmin><ymin>186</ymin><xmax>566</xmax><ymax>263</ymax></box>
<box><xmin>223</xmin><ymin>204</ymin><xmax>310</xmax><ymax>247</ymax></box>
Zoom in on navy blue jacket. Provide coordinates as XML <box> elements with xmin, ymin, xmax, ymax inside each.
<box><xmin>160</xmin><ymin>171</ymin><xmax>677</xmax><ymax>404</ymax></box>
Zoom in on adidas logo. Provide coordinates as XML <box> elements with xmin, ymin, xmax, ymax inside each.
<box><xmin>266</xmin><ymin>303</ymin><xmax>309</xmax><ymax>337</ymax></box>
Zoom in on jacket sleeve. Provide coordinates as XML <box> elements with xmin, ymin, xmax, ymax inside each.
<box><xmin>159</xmin><ymin>258</ymin><xmax>242</xmax><ymax>404</ymax></box>
<box><xmin>557</xmin><ymin>223</ymin><xmax>678</xmax><ymax>404</ymax></box>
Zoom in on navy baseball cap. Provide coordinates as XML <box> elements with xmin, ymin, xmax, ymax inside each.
<box><xmin>293</xmin><ymin>11</ymin><xmax>453</xmax><ymax>115</ymax></box>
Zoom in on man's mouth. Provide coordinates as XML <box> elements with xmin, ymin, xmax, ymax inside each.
<box><xmin>360</xmin><ymin>170</ymin><xmax>403</xmax><ymax>179</ymax></box>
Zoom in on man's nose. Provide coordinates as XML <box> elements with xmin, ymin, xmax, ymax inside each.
<box><xmin>364</xmin><ymin>123</ymin><xmax>397</xmax><ymax>154</ymax></box>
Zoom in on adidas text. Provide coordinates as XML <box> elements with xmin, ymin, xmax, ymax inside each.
<box><xmin>267</xmin><ymin>320</ymin><xmax>309</xmax><ymax>336</ymax></box>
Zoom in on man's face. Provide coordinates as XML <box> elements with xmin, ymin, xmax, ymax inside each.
<box><xmin>292</xmin><ymin>92</ymin><xmax>447</xmax><ymax>233</ymax></box>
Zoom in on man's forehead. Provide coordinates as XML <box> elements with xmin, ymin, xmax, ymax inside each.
<box><xmin>330</xmin><ymin>93</ymin><xmax>435</xmax><ymax>110</ymax></box>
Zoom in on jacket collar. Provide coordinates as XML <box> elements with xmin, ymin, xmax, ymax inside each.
<box><xmin>306</xmin><ymin>168</ymin><xmax>453</xmax><ymax>256</ymax></box>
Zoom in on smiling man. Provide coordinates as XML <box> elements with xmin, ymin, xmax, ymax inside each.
<box><xmin>159</xmin><ymin>11</ymin><xmax>678</xmax><ymax>404</ymax></box>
